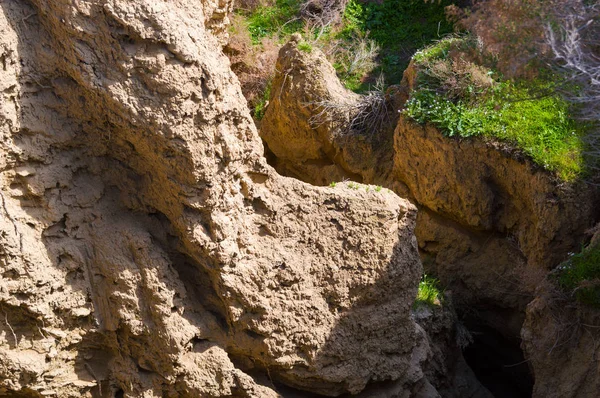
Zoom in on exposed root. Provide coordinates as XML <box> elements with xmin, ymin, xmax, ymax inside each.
<box><xmin>3</xmin><ymin>310</ymin><xmax>18</xmax><ymax>347</ymax></box>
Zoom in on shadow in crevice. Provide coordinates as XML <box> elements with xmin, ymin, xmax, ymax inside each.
<box><xmin>167</xmin><ymin>250</ymin><xmax>230</xmax><ymax>333</ymax></box>
<box><xmin>462</xmin><ymin>313</ymin><xmax>534</xmax><ymax>398</ymax></box>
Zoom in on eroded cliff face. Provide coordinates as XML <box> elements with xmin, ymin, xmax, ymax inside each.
<box><xmin>260</xmin><ymin>40</ymin><xmax>600</xmax><ymax>396</ymax></box>
<box><xmin>0</xmin><ymin>1</ymin><xmax>433</xmax><ymax>397</ymax></box>
<box><xmin>261</xmin><ymin>40</ymin><xmax>598</xmax><ymax>307</ymax></box>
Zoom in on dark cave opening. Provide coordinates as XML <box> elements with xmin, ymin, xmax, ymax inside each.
<box><xmin>462</xmin><ymin>320</ymin><xmax>534</xmax><ymax>398</ymax></box>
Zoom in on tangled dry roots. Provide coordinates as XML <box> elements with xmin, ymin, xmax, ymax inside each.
<box><xmin>309</xmin><ymin>81</ymin><xmax>398</xmax><ymax>138</ymax></box>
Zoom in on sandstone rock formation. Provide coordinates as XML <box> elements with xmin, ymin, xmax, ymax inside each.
<box><xmin>260</xmin><ymin>39</ymin><xmax>600</xmax><ymax>396</ymax></box>
<box><xmin>0</xmin><ymin>1</ymin><xmax>432</xmax><ymax>397</ymax></box>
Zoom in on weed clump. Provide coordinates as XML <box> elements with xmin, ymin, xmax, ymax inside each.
<box><xmin>309</xmin><ymin>76</ymin><xmax>398</xmax><ymax>138</ymax></box>
<box><xmin>253</xmin><ymin>79</ymin><xmax>272</xmax><ymax>120</ymax></box>
<box><xmin>297</xmin><ymin>41</ymin><xmax>313</xmax><ymax>53</ymax></box>
<box><xmin>414</xmin><ymin>274</ymin><xmax>443</xmax><ymax>308</ymax></box>
<box><xmin>330</xmin><ymin>30</ymin><xmax>380</xmax><ymax>91</ymax></box>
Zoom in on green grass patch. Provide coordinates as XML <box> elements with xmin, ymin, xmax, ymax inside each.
<box><xmin>404</xmin><ymin>38</ymin><xmax>587</xmax><ymax>181</ymax></box>
<box><xmin>297</xmin><ymin>41</ymin><xmax>313</xmax><ymax>53</ymax></box>
<box><xmin>412</xmin><ymin>36</ymin><xmax>463</xmax><ymax>64</ymax></box>
<box><xmin>414</xmin><ymin>274</ymin><xmax>443</xmax><ymax>308</ymax></box>
<box><xmin>244</xmin><ymin>0</ymin><xmax>303</xmax><ymax>44</ymax></box>
<box><xmin>557</xmin><ymin>245</ymin><xmax>600</xmax><ymax>308</ymax></box>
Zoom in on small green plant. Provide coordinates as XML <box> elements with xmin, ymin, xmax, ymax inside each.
<box><xmin>329</xmin><ymin>181</ymin><xmax>337</xmax><ymax>187</ymax></box>
<box><xmin>375</xmin><ymin>185</ymin><xmax>382</xmax><ymax>192</ymax></box>
<box><xmin>556</xmin><ymin>245</ymin><xmax>600</xmax><ymax>308</ymax></box>
<box><xmin>414</xmin><ymin>274</ymin><xmax>443</xmax><ymax>308</ymax></box>
<box><xmin>347</xmin><ymin>181</ymin><xmax>359</xmax><ymax>190</ymax></box>
<box><xmin>297</xmin><ymin>41</ymin><xmax>313</xmax><ymax>53</ymax></box>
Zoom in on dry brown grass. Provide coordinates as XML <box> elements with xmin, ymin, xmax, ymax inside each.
<box><xmin>236</xmin><ymin>0</ymin><xmax>271</xmax><ymax>13</ymax></box>
<box><xmin>420</xmin><ymin>54</ymin><xmax>495</xmax><ymax>100</ymax></box>
<box><xmin>300</xmin><ymin>0</ymin><xmax>348</xmax><ymax>28</ymax></box>
<box><xmin>309</xmin><ymin>76</ymin><xmax>398</xmax><ymax>138</ymax></box>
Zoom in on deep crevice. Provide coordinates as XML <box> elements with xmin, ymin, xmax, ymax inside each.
<box><xmin>462</xmin><ymin>317</ymin><xmax>534</xmax><ymax>398</ymax></box>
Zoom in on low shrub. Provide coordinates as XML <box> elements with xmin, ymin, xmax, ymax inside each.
<box><xmin>338</xmin><ymin>0</ymin><xmax>455</xmax><ymax>88</ymax></box>
<box><xmin>300</xmin><ymin>0</ymin><xmax>349</xmax><ymax>28</ymax></box>
<box><xmin>232</xmin><ymin>0</ymin><xmax>455</xmax><ymax>102</ymax></box>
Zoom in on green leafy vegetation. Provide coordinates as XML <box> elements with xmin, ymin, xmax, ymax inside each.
<box><xmin>414</xmin><ymin>274</ymin><xmax>443</xmax><ymax>308</ymax></box>
<box><xmin>244</xmin><ymin>0</ymin><xmax>303</xmax><ymax>44</ymax></box>
<box><xmin>237</xmin><ymin>0</ymin><xmax>453</xmax><ymax>92</ymax></box>
<box><xmin>338</xmin><ymin>0</ymin><xmax>454</xmax><ymax>90</ymax></box>
<box><xmin>557</xmin><ymin>245</ymin><xmax>600</xmax><ymax>308</ymax></box>
<box><xmin>404</xmin><ymin>37</ymin><xmax>587</xmax><ymax>181</ymax></box>
<box><xmin>329</xmin><ymin>181</ymin><xmax>337</xmax><ymax>187</ymax></box>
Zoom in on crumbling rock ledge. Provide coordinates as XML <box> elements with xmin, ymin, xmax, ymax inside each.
<box><xmin>0</xmin><ymin>1</ymin><xmax>434</xmax><ymax>397</ymax></box>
